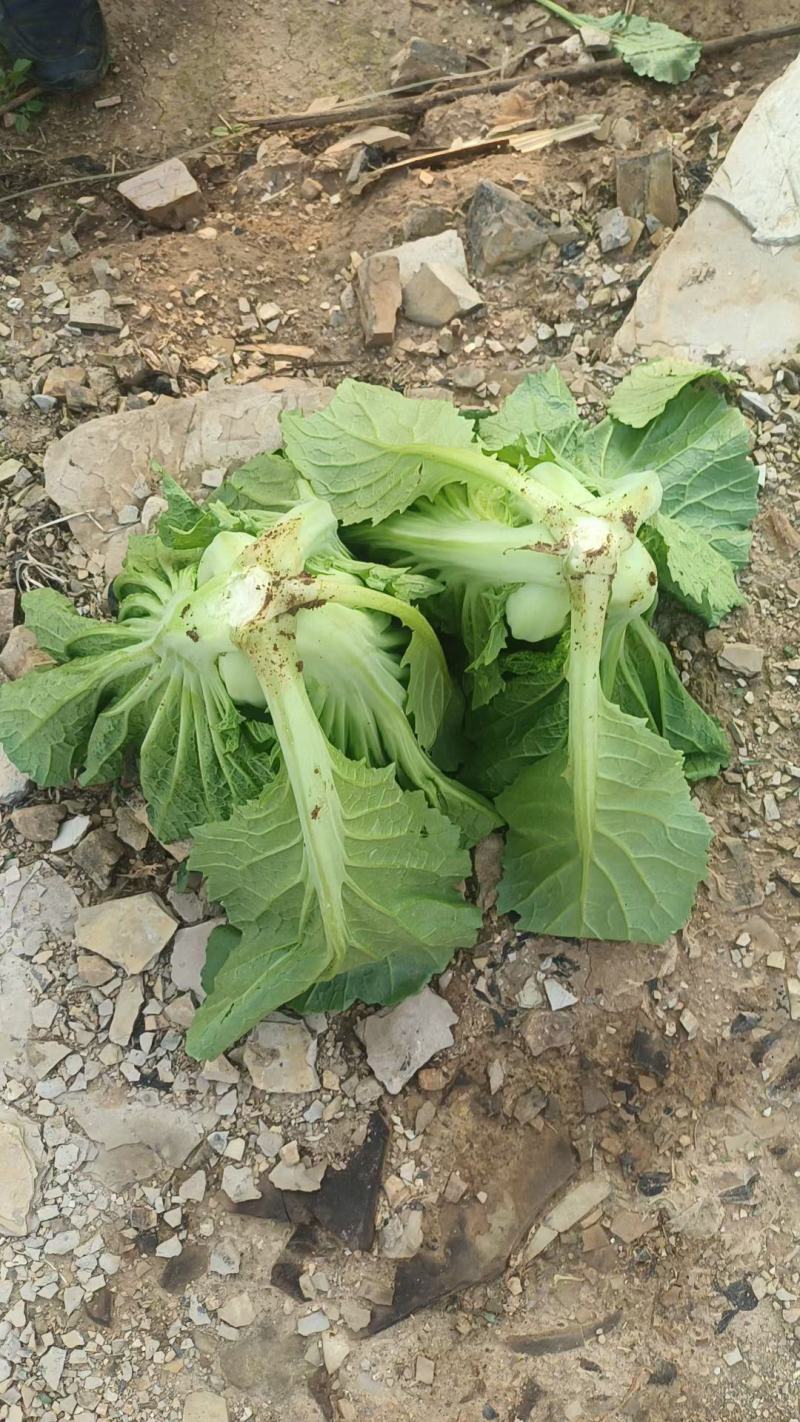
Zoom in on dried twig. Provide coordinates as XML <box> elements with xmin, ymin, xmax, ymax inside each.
<box><xmin>350</xmin><ymin>112</ymin><xmax>604</xmax><ymax>194</ymax></box>
<box><xmin>235</xmin><ymin>23</ymin><xmax>800</xmax><ymax>133</ymax></box>
<box><xmin>0</xmin><ymin>84</ymin><xmax>42</xmax><ymax>119</ymax></box>
<box><xmin>1</xmin><ymin>22</ymin><xmax>798</xmax><ymax>206</ymax></box>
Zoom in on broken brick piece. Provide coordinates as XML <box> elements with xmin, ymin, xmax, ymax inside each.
<box><xmin>118</xmin><ymin>158</ymin><xmax>204</xmax><ymax>230</ymax></box>
<box><xmin>356</xmin><ymin>253</ymin><xmax>401</xmax><ymax>349</ymax></box>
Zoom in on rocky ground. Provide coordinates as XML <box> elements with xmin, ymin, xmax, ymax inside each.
<box><xmin>1</xmin><ymin>2</ymin><xmax>800</xmax><ymax>1420</ymax></box>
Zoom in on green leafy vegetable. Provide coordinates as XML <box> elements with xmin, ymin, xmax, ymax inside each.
<box><xmin>498</xmin><ymin>696</ymin><xmax>712</xmax><ymax>941</ymax></box>
<box><xmin>532</xmin><ymin>0</ymin><xmax>701</xmax><ymax>84</ymax></box>
<box><xmin>0</xmin><ymin>570</ymin><xmax>276</xmax><ymax>840</ymax></box>
<box><xmin>640</xmin><ymin>512</ymin><xmax>745</xmax><ymax>625</ymax></box>
<box><xmin>0</xmin><ymin>360</ymin><xmax>759</xmax><ymax>1058</ymax></box>
<box><xmin>608</xmin><ymin>359</ymin><xmax>733</xmax><ymax>428</ymax></box>
<box><xmin>604</xmin><ymin>615</ymin><xmax>729</xmax><ymax>782</ymax></box>
<box><xmin>479</xmin><ymin>371</ymin><xmax>756</xmax><ymax>625</ymax></box>
<box><xmin>496</xmin><ymin>522</ymin><xmax>712</xmax><ymax>942</ymax></box>
<box><xmin>282</xmin><ymin>379</ymin><xmax>477</xmax><ymax>524</ymax></box>
<box><xmin>480</xmin><ymin>368</ymin><xmax>583</xmax><ymax>462</ymax></box>
<box><xmin>188</xmin><ymin>725</ymin><xmax>477</xmax><ymax>1058</ymax></box>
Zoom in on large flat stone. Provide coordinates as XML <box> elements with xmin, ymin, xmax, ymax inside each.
<box><xmin>0</xmin><ymin>860</ymin><xmax>79</xmax><ymax>959</ymax></box>
<box><xmin>70</xmin><ymin>1086</ymin><xmax>214</xmax><ymax>1188</ymax></box>
<box><xmin>616</xmin><ymin>201</ymin><xmax>800</xmax><ymax>371</ymax></box>
<box><xmin>617</xmin><ymin>55</ymin><xmax>800</xmax><ymax>371</ymax></box>
<box><xmin>0</xmin><ymin>1108</ymin><xmax>42</xmax><ymax>1236</ymax></box>
<box><xmin>43</xmin><ymin>377</ymin><xmax>330</xmax><ymax>576</ymax></box>
<box><xmin>706</xmin><ymin>54</ymin><xmax>800</xmax><ymax>243</ymax></box>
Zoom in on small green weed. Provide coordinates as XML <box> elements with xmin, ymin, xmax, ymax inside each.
<box><xmin>0</xmin><ymin>56</ymin><xmax>45</xmax><ymax>133</ymax></box>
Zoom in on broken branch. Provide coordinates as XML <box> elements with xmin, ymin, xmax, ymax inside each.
<box><xmin>235</xmin><ymin>24</ymin><xmax>800</xmax><ymax>133</ymax></box>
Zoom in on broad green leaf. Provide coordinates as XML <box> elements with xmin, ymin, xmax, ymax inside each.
<box><xmin>596</xmin><ymin>12</ymin><xmax>701</xmax><ymax>83</ymax></box>
<box><xmin>608</xmin><ymin>616</ymin><xmax>729</xmax><ymax>781</ymax></box>
<box><xmin>136</xmin><ymin>671</ymin><xmax>275</xmax><ymax>841</ymax></box>
<box><xmin>158</xmin><ymin>473</ymin><xmax>223</xmax><ymax>550</ymax></box>
<box><xmin>531</xmin><ymin>1</ymin><xmax>700</xmax><ymax>84</ymax></box>
<box><xmin>0</xmin><ymin>651</ymin><xmax>147</xmax><ymax>786</ymax></box>
<box><xmin>641</xmin><ymin>512</ymin><xmax>745</xmax><ymax>625</ymax></box>
<box><xmin>480</xmin><ymin>369</ymin><xmax>583</xmax><ymax>460</ymax></box>
<box><xmin>281</xmin><ymin>378</ymin><xmax>476</xmax><ymax>524</ymax></box>
<box><xmin>1</xmin><ymin>566</ymin><xmax>276</xmax><ymax>840</ymax></box>
<box><xmin>298</xmin><ymin>602</ymin><xmax>497</xmax><ymax>842</ymax></box>
<box><xmin>21</xmin><ymin>588</ymin><xmax>140</xmax><ymax>660</ymax></box>
<box><xmin>467</xmin><ymin>617</ymin><xmax>728</xmax><ymax>791</ymax></box>
<box><xmin>581</xmin><ymin>386</ymin><xmax>757</xmax><ymax>534</ymax></box>
<box><xmin>438</xmin><ymin>581</ymin><xmax>510</xmax><ymax>709</ymax></box>
<box><xmin>608</xmin><ymin>360</ymin><xmax>732</xmax><ymax>429</ymax></box>
<box><xmin>196</xmin><ymin>922</ymin><xmax>437</xmax><ymax>1018</ymax></box>
<box><xmin>292</xmin><ymin>951</ymin><xmax>443</xmax><ymax>1015</ymax></box>
<box><xmin>218</xmin><ymin>451</ymin><xmax>304</xmax><ymax>511</ymax></box>
<box><xmin>201</xmin><ymin>924</ymin><xmax>240</xmax><ymax>997</ymax></box>
<box><xmin>497</xmin><ymin>694</ymin><xmax>712</xmax><ymax>942</ymax></box>
<box><xmin>187</xmin><ymin>747</ymin><xmax>477</xmax><ymax>1057</ymax></box>
<box><xmin>465</xmin><ymin>638</ymin><xmax>569</xmax><ymax>795</ymax></box>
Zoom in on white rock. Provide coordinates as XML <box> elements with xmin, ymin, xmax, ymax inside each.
<box><xmin>359</xmin><ymin>987</ymin><xmax>457</xmax><ymax>1094</ymax></box>
<box><xmin>76</xmin><ymin>954</ymin><xmax>115</xmax><ymax>990</ymax></box>
<box><xmin>377</xmin><ymin>229</ymin><xmax>468</xmax><ymax>286</ymax></box>
<box><xmin>70</xmin><ymin>1088</ymin><xmax>209</xmax><ymax>1188</ymax></box>
<box><xmin>44</xmin><ymin>377</ymin><xmax>330</xmax><ymax>576</ymax></box>
<box><xmin>0</xmin><ymin>860</ymin><xmax>79</xmax><ymax>958</ymax></box>
<box><xmin>179</xmin><ymin>1169</ymin><xmax>207</xmax><ymax>1203</ymax></box>
<box><xmin>221</xmin><ymin>1164</ymin><xmax>261</xmax><ymax>1203</ymax></box>
<box><xmin>543</xmin><ymin>1178</ymin><xmax>611</xmax><ymax>1234</ymax></box>
<box><xmin>322</xmin><ymin>1333</ymin><xmax>351</xmax><ymax>1374</ymax></box>
<box><xmin>268</xmin><ymin>1160</ymin><xmax>326</xmax><ymax>1193</ymax></box>
<box><xmin>380</xmin><ymin>1207</ymin><xmax>424</xmax><ymax>1259</ymax></box>
<box><xmin>41</xmin><ymin>1342</ymin><xmax>66</xmax><ymax>1387</ymax></box>
<box><xmin>402</xmin><ymin>261</ymin><xmax>483</xmax><ymax>327</ymax></box>
<box><xmin>544</xmin><ymin>977</ymin><xmax>578</xmax><ymax>1011</ymax></box>
<box><xmin>26</xmin><ymin>1038</ymin><xmax>71</xmax><ymax>1081</ymax></box>
<box><xmin>170</xmin><ymin>919</ymin><xmax>219</xmax><ymax>998</ymax></box>
<box><xmin>0</xmin><ymin>746</ymin><xmax>31</xmax><ymax>806</ymax></box>
<box><xmin>297</xmin><ymin>1309</ymin><xmax>330</xmax><ymax>1336</ymax></box>
<box><xmin>243</xmin><ymin>1017</ymin><xmax>320</xmax><ymax>1093</ymax></box>
<box><xmin>200</xmin><ymin>1054</ymin><xmax>239</xmax><ymax>1085</ymax></box>
<box><xmin>44</xmin><ymin>1227</ymin><xmax>81</xmax><ymax>1255</ymax></box>
<box><xmin>0</xmin><ymin>1111</ymin><xmax>40</xmax><ymax>1236</ymax></box>
<box><xmin>63</xmin><ymin>1285</ymin><xmax>84</xmax><ymax>1315</ymax></box>
<box><xmin>257</xmin><ymin>1127</ymin><xmax>284</xmax><ymax>1158</ymax></box>
<box><xmin>218</xmin><ymin>1291</ymin><xmax>256</xmax><ymax>1328</ymax></box>
<box><xmin>155</xmin><ymin>1235</ymin><xmax>182</xmax><ymax>1258</ymax></box>
<box><xmin>680</xmin><ymin>1007</ymin><xmax>699</xmax><ymax>1040</ymax></box>
<box><xmin>210</xmin><ymin>1240</ymin><xmax>240</xmax><ymax>1276</ymax></box>
<box><xmin>183</xmin><ymin>1392</ymin><xmax>229</xmax><ymax>1422</ymax></box>
<box><xmin>75</xmin><ymin>892</ymin><xmax>176</xmax><ymax>974</ymax></box>
<box><xmin>616</xmin><ymin>55</ymin><xmax>800</xmax><ymax>370</ymax></box>
<box><xmin>108</xmin><ymin>976</ymin><xmax>144</xmax><ymax>1046</ymax></box>
<box><xmin>516</xmin><ymin>974</ymin><xmax>544</xmax><ymax>1009</ymax></box>
<box><xmin>40</xmin><ymin>1345</ymin><xmax>66</xmax><ymax>1390</ymax></box>
<box><xmin>51</xmin><ymin>814</ymin><xmax>91</xmax><ymax>851</ymax></box>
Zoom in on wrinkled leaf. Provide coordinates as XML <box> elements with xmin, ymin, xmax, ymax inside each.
<box><xmin>580</xmin><ymin>386</ymin><xmax>756</xmax><ymax>533</ymax></box>
<box><xmin>218</xmin><ymin>451</ymin><xmax>304</xmax><ymax>511</ymax></box>
<box><xmin>158</xmin><ymin>473</ymin><xmax>224</xmax><ymax>550</ymax></box>
<box><xmin>282</xmin><ymin>378</ymin><xmax>475</xmax><ymax>524</ymax></box>
<box><xmin>641</xmin><ymin>512</ymin><xmax>745</xmax><ymax>625</ymax></box>
<box><xmin>187</xmin><ymin>748</ymin><xmax>477</xmax><ymax>1058</ymax></box>
<box><xmin>480</xmin><ymin>369</ymin><xmax>583</xmax><ymax>461</ymax></box>
<box><xmin>465</xmin><ymin>638</ymin><xmax>569</xmax><ymax>795</ymax></box>
<box><xmin>608</xmin><ymin>615</ymin><xmax>729</xmax><ymax>781</ymax></box>
<box><xmin>532</xmin><ymin>1</ymin><xmax>700</xmax><ymax>84</ymax></box>
<box><xmin>608</xmin><ymin>359</ymin><xmax>732</xmax><ymax>429</ymax></box>
<box><xmin>498</xmin><ymin>694</ymin><xmax>712</xmax><ymax>942</ymax></box>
